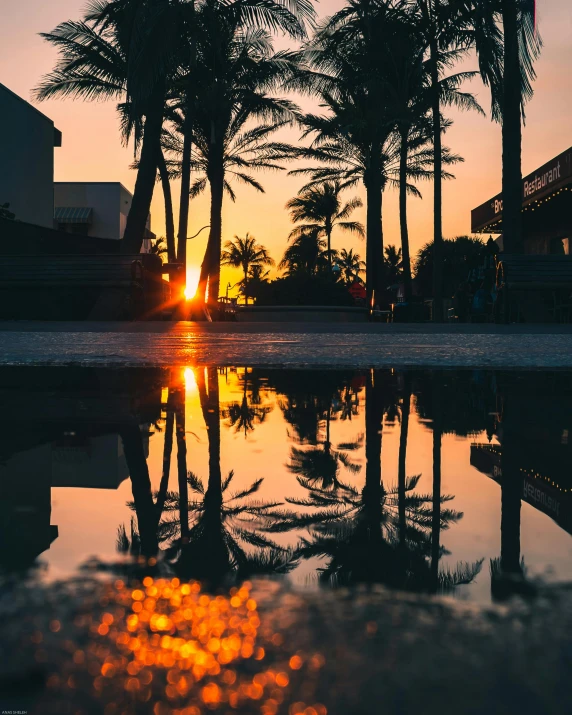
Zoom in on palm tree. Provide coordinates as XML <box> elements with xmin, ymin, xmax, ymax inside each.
<box><xmin>278</xmin><ymin>231</ymin><xmax>329</xmax><ymax>277</ymax></box>
<box><xmin>35</xmin><ymin>0</ymin><xmax>183</xmax><ymax>254</ymax></box>
<box><xmin>174</xmin><ymin>0</ymin><xmax>314</xmax><ymax>281</ymax></box>
<box><xmin>283</xmin><ymin>1</ymin><xmax>466</xmax><ymax>310</ymax></box>
<box><xmin>338</xmin><ymin>248</ymin><xmax>366</xmax><ymax>286</ymax></box>
<box><xmin>221</xmin><ymin>234</ymin><xmax>274</xmax><ymax>304</ymax></box>
<box><xmin>384</xmin><ymin>245</ymin><xmax>403</xmax><ymax>286</ymax></box>
<box><xmin>168</xmin><ymin>2</ymin><xmax>313</xmax><ymax>307</ymax></box>
<box><xmin>286</xmin><ymin>182</ymin><xmax>364</xmax><ymax>269</ymax></box>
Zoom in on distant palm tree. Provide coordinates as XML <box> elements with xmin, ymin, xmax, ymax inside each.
<box><xmin>278</xmin><ymin>231</ymin><xmax>329</xmax><ymax>277</ymax></box>
<box><xmin>338</xmin><ymin>248</ymin><xmax>365</xmax><ymax>286</ymax></box>
<box><xmin>286</xmin><ymin>182</ymin><xmax>364</xmax><ymax>269</ymax></box>
<box><xmin>149</xmin><ymin>237</ymin><xmax>168</xmax><ymax>258</ymax></box>
<box><xmin>384</xmin><ymin>245</ymin><xmax>403</xmax><ymax>286</ymax></box>
<box><xmin>220</xmin><ymin>234</ymin><xmax>274</xmax><ymax>304</ymax></box>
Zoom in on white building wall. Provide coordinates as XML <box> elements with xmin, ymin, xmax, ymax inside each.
<box><xmin>55</xmin><ymin>181</ymin><xmax>153</xmax><ymax>251</ymax></box>
<box><xmin>0</xmin><ymin>82</ymin><xmax>60</xmax><ymax>228</ymax></box>
<box><xmin>54</xmin><ymin>182</ymin><xmax>122</xmax><ymax>239</ymax></box>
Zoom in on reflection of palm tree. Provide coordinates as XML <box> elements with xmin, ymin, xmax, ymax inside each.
<box><xmin>269</xmin><ymin>370</ymin><xmax>481</xmax><ymax>593</ymax></box>
<box><xmin>120</xmin><ymin>423</ymin><xmax>159</xmax><ymax>557</ymax></box>
<box><xmin>157</xmin><ymin>470</ymin><xmax>294</xmax><ymax>585</ymax></box>
<box><xmin>287</xmin><ymin>388</ymin><xmax>363</xmax><ymax>491</ymax></box>
<box><xmin>221</xmin><ymin>368</ymin><xmax>272</xmax><ymax>437</ymax></box>
<box><xmin>152</xmin><ymin>367</ymin><xmax>295</xmax><ymax>586</ymax></box>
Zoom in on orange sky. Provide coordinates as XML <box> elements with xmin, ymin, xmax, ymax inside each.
<box><xmin>2</xmin><ymin>1</ymin><xmax>571</xmax><ymax>294</ymax></box>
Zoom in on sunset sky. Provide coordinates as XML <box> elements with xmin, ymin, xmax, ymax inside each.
<box><xmin>2</xmin><ymin>1</ymin><xmax>571</xmax><ymax>293</ymax></box>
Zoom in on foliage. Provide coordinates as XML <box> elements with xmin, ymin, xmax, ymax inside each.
<box><xmin>221</xmin><ymin>233</ymin><xmax>274</xmax><ymax>303</ymax></box>
<box><xmin>149</xmin><ymin>237</ymin><xmax>168</xmax><ymax>258</ymax></box>
<box><xmin>250</xmin><ymin>273</ymin><xmax>354</xmax><ymax>307</ymax></box>
<box><xmin>414</xmin><ymin>236</ymin><xmax>486</xmax><ymax>298</ymax></box>
<box><xmin>384</xmin><ymin>244</ymin><xmax>403</xmax><ymax>286</ymax></box>
<box><xmin>286</xmin><ymin>181</ymin><xmax>364</xmax><ymax>264</ymax></box>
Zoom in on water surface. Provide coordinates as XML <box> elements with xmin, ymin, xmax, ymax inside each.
<box><xmin>2</xmin><ymin>366</ymin><xmax>571</xmax><ymax>603</ymax></box>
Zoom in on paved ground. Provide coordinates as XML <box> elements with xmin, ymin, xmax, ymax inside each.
<box><xmin>1</xmin><ymin>321</ymin><xmax>572</xmax><ymax>368</ymax></box>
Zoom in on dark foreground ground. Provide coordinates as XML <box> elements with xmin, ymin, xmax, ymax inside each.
<box><xmin>1</xmin><ymin>575</ymin><xmax>572</xmax><ymax>715</ymax></box>
<box><xmin>1</xmin><ymin>321</ymin><xmax>572</xmax><ymax>367</ymax></box>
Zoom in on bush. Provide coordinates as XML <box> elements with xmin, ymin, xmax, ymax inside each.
<box><xmin>250</xmin><ymin>274</ymin><xmax>354</xmax><ymax>306</ymax></box>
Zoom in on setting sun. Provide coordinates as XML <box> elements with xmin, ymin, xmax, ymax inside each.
<box><xmin>184</xmin><ymin>267</ymin><xmax>201</xmax><ymax>300</ymax></box>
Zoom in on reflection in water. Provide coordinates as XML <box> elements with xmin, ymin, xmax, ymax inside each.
<box><xmin>1</xmin><ymin>367</ymin><xmax>572</xmax><ymax>603</ymax></box>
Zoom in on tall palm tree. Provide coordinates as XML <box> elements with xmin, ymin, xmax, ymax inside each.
<box><xmin>284</xmin><ymin>1</ymin><xmax>466</xmax><ymax>310</ymax></box>
<box><xmin>173</xmin><ymin>1</ymin><xmax>313</xmax><ymax>306</ymax></box>
<box><xmin>175</xmin><ymin>0</ymin><xmax>314</xmax><ymax>281</ymax></box>
<box><xmin>286</xmin><ymin>182</ymin><xmax>364</xmax><ymax>269</ymax></box>
<box><xmin>464</xmin><ymin>0</ymin><xmax>540</xmax><ymax>254</ymax></box>
<box><xmin>35</xmin><ymin>0</ymin><xmax>183</xmax><ymax>254</ymax></box>
<box><xmin>338</xmin><ymin>248</ymin><xmax>366</xmax><ymax>286</ymax></box>
<box><xmin>221</xmin><ymin>234</ymin><xmax>274</xmax><ymax>304</ymax></box>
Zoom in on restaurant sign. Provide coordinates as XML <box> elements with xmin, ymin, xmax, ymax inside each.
<box><xmin>471</xmin><ymin>146</ymin><xmax>572</xmax><ymax>232</ymax></box>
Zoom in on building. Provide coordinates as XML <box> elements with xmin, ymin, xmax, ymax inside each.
<box><xmin>54</xmin><ymin>181</ymin><xmax>155</xmax><ymax>252</ymax></box>
<box><xmin>471</xmin><ymin>147</ymin><xmax>572</xmax><ymax>254</ymax></box>
<box><xmin>0</xmin><ymin>81</ymin><xmax>61</xmax><ymax>228</ymax></box>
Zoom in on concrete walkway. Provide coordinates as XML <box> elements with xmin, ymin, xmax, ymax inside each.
<box><xmin>1</xmin><ymin>321</ymin><xmax>572</xmax><ymax>368</ymax></box>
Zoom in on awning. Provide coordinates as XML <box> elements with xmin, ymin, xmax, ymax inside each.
<box><xmin>54</xmin><ymin>207</ymin><xmax>93</xmax><ymax>224</ymax></box>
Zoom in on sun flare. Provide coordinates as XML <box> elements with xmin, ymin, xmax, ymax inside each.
<box><xmin>185</xmin><ymin>267</ymin><xmax>201</xmax><ymax>300</ymax></box>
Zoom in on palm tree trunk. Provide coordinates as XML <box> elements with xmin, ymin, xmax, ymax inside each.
<box><xmin>501</xmin><ymin>0</ymin><xmax>523</xmax><ymax>254</ymax></box>
<box><xmin>206</xmin><ymin>163</ymin><xmax>224</xmax><ymax>308</ymax></box>
<box><xmin>365</xmin><ymin>151</ymin><xmax>384</xmax><ymax>309</ymax></box>
<box><xmin>120</xmin><ymin>423</ymin><xmax>158</xmax><ymax>556</ymax></box>
<box><xmin>431</xmin><ymin>374</ymin><xmax>443</xmax><ymax>590</ymax></box>
<box><xmin>399</xmin><ymin>127</ymin><xmax>413</xmax><ymax>303</ymax></box>
<box><xmin>155</xmin><ymin>406</ymin><xmax>174</xmax><ymax>526</ymax></box>
<box><xmin>175</xmin><ymin>386</ymin><xmax>189</xmax><ymax>544</ymax></box>
<box><xmin>122</xmin><ymin>79</ymin><xmax>165</xmax><ymax>254</ymax></box>
<box><xmin>326</xmin><ymin>224</ymin><xmax>332</xmax><ymax>270</ymax></box>
<box><xmin>364</xmin><ymin>369</ymin><xmax>384</xmax><ymax>541</ymax></box>
<box><xmin>176</xmin><ymin>0</ymin><xmax>197</xmax><ymax>269</ymax></box>
<box><xmin>157</xmin><ymin>150</ymin><xmax>176</xmax><ymax>263</ymax></box>
<box><xmin>244</xmin><ymin>266</ymin><xmax>248</xmax><ymax>305</ymax></box>
<box><xmin>398</xmin><ymin>375</ymin><xmax>411</xmax><ymax>546</ymax></box>
<box><xmin>430</xmin><ymin>24</ymin><xmax>443</xmax><ymax>322</ymax></box>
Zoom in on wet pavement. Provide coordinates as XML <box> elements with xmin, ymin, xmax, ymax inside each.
<box><xmin>1</xmin><ymin>322</ymin><xmax>572</xmax><ymax>367</ymax></box>
<box><xmin>2</xmin><ymin>576</ymin><xmax>572</xmax><ymax>715</ymax></box>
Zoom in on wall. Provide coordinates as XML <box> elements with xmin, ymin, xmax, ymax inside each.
<box><xmin>55</xmin><ymin>182</ymin><xmax>123</xmax><ymax>239</ymax></box>
<box><xmin>55</xmin><ymin>182</ymin><xmax>153</xmax><ymax>251</ymax></box>
<box><xmin>0</xmin><ymin>82</ymin><xmax>59</xmax><ymax>228</ymax></box>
